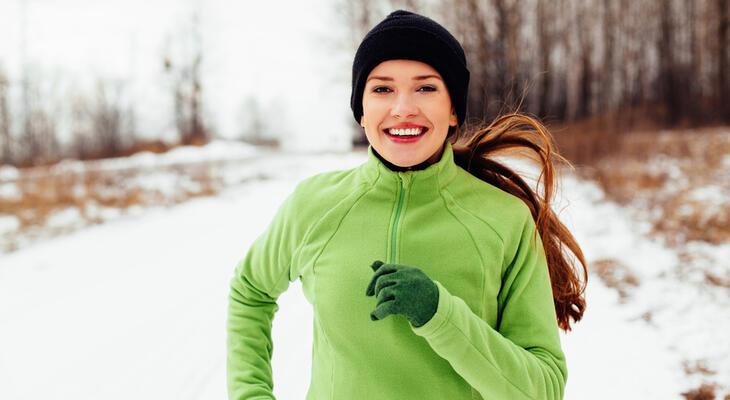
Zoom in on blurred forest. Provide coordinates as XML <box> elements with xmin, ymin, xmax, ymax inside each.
<box><xmin>340</xmin><ymin>0</ymin><xmax>730</xmax><ymax>164</ymax></box>
<box><xmin>0</xmin><ymin>8</ymin><xmax>212</xmax><ymax>168</ymax></box>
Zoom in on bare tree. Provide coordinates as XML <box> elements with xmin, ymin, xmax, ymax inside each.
<box><xmin>70</xmin><ymin>92</ymin><xmax>97</xmax><ymax>160</ymax></box>
<box><xmin>656</xmin><ymin>0</ymin><xmax>678</xmax><ymax>124</ymax></box>
<box><xmin>237</xmin><ymin>95</ymin><xmax>279</xmax><ymax>147</ymax></box>
<box><xmin>16</xmin><ymin>68</ymin><xmax>62</xmax><ymax>167</ymax></box>
<box><xmin>68</xmin><ymin>79</ymin><xmax>136</xmax><ymax>160</ymax></box>
<box><xmin>163</xmin><ymin>9</ymin><xmax>211</xmax><ymax>146</ymax></box>
<box><xmin>536</xmin><ymin>0</ymin><xmax>557</xmax><ymax>118</ymax></box>
<box><xmin>491</xmin><ymin>0</ymin><xmax>524</xmax><ymax>112</ymax></box>
<box><xmin>92</xmin><ymin>80</ymin><xmax>130</xmax><ymax>157</ymax></box>
<box><xmin>461</xmin><ymin>0</ymin><xmax>492</xmax><ymax>120</ymax></box>
<box><xmin>718</xmin><ymin>0</ymin><xmax>729</xmax><ymax>121</ymax></box>
<box><xmin>599</xmin><ymin>0</ymin><xmax>616</xmax><ymax>112</ymax></box>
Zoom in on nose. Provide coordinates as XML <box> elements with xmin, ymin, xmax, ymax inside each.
<box><xmin>390</xmin><ymin>91</ymin><xmax>419</xmax><ymax>119</ymax></box>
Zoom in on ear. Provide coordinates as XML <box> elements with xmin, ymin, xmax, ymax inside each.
<box><xmin>360</xmin><ymin>116</ymin><xmax>365</xmax><ymax>128</ymax></box>
<box><xmin>449</xmin><ymin>109</ymin><xmax>458</xmax><ymax>127</ymax></box>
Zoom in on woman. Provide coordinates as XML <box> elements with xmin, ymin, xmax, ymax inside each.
<box><xmin>227</xmin><ymin>9</ymin><xmax>587</xmax><ymax>400</ymax></box>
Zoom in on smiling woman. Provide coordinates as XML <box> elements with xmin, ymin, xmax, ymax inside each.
<box><xmin>227</xmin><ymin>8</ymin><xmax>587</xmax><ymax>400</ymax></box>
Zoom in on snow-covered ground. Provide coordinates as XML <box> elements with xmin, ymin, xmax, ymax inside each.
<box><xmin>1</xmin><ymin>142</ymin><xmax>728</xmax><ymax>399</ymax></box>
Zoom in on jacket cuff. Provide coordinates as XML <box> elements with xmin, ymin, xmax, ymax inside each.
<box><xmin>410</xmin><ymin>280</ymin><xmax>453</xmax><ymax>337</ymax></box>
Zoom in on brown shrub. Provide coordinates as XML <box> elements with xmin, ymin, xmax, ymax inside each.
<box><xmin>591</xmin><ymin>258</ymin><xmax>640</xmax><ymax>302</ymax></box>
<box><xmin>681</xmin><ymin>382</ymin><xmax>718</xmax><ymax>400</ymax></box>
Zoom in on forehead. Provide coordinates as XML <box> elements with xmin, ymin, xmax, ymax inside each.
<box><xmin>367</xmin><ymin>59</ymin><xmax>441</xmax><ymax>79</ymax></box>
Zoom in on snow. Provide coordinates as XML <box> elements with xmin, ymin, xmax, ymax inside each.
<box><xmin>0</xmin><ymin>215</ymin><xmax>19</xmax><ymax>233</ymax></box>
<box><xmin>1</xmin><ymin>144</ymin><xmax>729</xmax><ymax>399</ymax></box>
<box><xmin>0</xmin><ymin>180</ymin><xmax>21</xmax><ymax>200</ymax></box>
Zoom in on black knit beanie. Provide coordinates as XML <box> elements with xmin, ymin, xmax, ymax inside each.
<box><xmin>350</xmin><ymin>9</ymin><xmax>470</xmax><ymax>128</ymax></box>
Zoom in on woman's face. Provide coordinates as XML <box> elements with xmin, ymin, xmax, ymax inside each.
<box><xmin>361</xmin><ymin>59</ymin><xmax>457</xmax><ymax>167</ymax></box>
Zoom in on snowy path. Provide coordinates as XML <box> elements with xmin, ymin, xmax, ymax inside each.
<box><xmin>1</xmin><ymin>150</ymin><xmax>724</xmax><ymax>399</ymax></box>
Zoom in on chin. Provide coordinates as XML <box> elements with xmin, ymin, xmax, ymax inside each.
<box><xmin>394</xmin><ymin>158</ymin><xmax>422</xmax><ymax>167</ymax></box>
<box><xmin>382</xmin><ymin>147</ymin><xmax>422</xmax><ymax>163</ymax></box>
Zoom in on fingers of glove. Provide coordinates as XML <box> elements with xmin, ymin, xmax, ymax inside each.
<box><xmin>365</xmin><ymin>264</ymin><xmax>399</xmax><ymax>296</ymax></box>
<box><xmin>374</xmin><ymin>275</ymin><xmax>398</xmax><ymax>298</ymax></box>
<box><xmin>370</xmin><ymin>260</ymin><xmax>385</xmax><ymax>272</ymax></box>
<box><xmin>375</xmin><ymin>285</ymin><xmax>398</xmax><ymax>307</ymax></box>
<box><xmin>370</xmin><ymin>297</ymin><xmax>398</xmax><ymax>321</ymax></box>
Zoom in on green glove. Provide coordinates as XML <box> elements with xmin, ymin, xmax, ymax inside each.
<box><xmin>365</xmin><ymin>260</ymin><xmax>439</xmax><ymax>327</ymax></box>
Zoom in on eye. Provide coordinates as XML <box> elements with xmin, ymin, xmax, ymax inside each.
<box><xmin>372</xmin><ymin>85</ymin><xmax>436</xmax><ymax>93</ymax></box>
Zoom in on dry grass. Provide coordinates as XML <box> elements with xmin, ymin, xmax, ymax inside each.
<box><xmin>572</xmin><ymin>126</ymin><xmax>730</xmax><ymax>248</ymax></box>
<box><xmin>591</xmin><ymin>258</ymin><xmax>640</xmax><ymax>303</ymax></box>
<box><xmin>680</xmin><ymin>382</ymin><xmax>730</xmax><ymax>400</ymax></box>
<box><xmin>12</xmin><ymin>139</ymin><xmax>177</xmax><ymax>169</ymax></box>
<box><xmin>702</xmin><ymin>270</ymin><xmax>730</xmax><ymax>289</ymax></box>
<box><xmin>683</xmin><ymin>359</ymin><xmax>717</xmax><ymax>377</ymax></box>
<box><xmin>680</xmin><ymin>359</ymin><xmax>729</xmax><ymax>400</ymax></box>
<box><xmin>1</xmin><ymin>161</ymin><xmax>223</xmax><ymax>253</ymax></box>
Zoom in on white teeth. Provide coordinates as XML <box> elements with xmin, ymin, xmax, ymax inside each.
<box><xmin>388</xmin><ymin>127</ymin><xmax>424</xmax><ymax>136</ymax></box>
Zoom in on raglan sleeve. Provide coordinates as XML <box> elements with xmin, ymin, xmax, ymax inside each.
<box><xmin>226</xmin><ymin>180</ymin><xmax>310</xmax><ymax>400</ymax></box>
<box><xmin>410</xmin><ymin>205</ymin><xmax>568</xmax><ymax>400</ymax></box>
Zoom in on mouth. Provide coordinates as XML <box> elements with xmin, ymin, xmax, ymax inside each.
<box><xmin>383</xmin><ymin>126</ymin><xmax>429</xmax><ymax>138</ymax></box>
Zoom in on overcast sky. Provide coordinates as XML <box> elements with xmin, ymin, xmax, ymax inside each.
<box><xmin>0</xmin><ymin>0</ymin><xmax>356</xmax><ymax>151</ymax></box>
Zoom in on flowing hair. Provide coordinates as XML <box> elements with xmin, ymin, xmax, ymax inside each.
<box><xmin>447</xmin><ymin>112</ymin><xmax>588</xmax><ymax>332</ymax></box>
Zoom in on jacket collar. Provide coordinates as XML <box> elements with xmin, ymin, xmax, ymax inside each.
<box><xmin>360</xmin><ymin>140</ymin><xmax>459</xmax><ymax>192</ymax></box>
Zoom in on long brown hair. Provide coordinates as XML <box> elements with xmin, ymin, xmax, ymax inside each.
<box><xmin>447</xmin><ymin>112</ymin><xmax>588</xmax><ymax>332</ymax></box>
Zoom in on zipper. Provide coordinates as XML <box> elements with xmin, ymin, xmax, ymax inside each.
<box><xmin>389</xmin><ymin>173</ymin><xmax>409</xmax><ymax>263</ymax></box>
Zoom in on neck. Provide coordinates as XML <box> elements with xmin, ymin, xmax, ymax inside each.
<box><xmin>372</xmin><ymin>143</ymin><xmax>445</xmax><ymax>172</ymax></box>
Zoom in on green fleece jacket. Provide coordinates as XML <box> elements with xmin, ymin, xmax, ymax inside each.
<box><xmin>227</xmin><ymin>140</ymin><xmax>568</xmax><ymax>399</ymax></box>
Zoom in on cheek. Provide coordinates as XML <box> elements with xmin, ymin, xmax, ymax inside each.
<box><xmin>418</xmin><ymin>93</ymin><xmax>450</xmax><ymax>115</ymax></box>
<box><xmin>362</xmin><ymin>100</ymin><xmax>388</xmax><ymax>122</ymax></box>
<box><xmin>423</xmin><ymin>104</ymin><xmax>452</xmax><ymax>123</ymax></box>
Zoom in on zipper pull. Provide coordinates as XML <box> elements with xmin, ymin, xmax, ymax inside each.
<box><xmin>398</xmin><ymin>172</ymin><xmax>411</xmax><ymax>187</ymax></box>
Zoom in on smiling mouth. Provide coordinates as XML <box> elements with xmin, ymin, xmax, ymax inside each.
<box><xmin>383</xmin><ymin>127</ymin><xmax>429</xmax><ymax>137</ymax></box>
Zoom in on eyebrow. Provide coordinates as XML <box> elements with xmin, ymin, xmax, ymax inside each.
<box><xmin>366</xmin><ymin>74</ymin><xmax>443</xmax><ymax>83</ymax></box>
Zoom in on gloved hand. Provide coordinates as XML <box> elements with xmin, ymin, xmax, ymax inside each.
<box><xmin>365</xmin><ymin>260</ymin><xmax>439</xmax><ymax>327</ymax></box>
